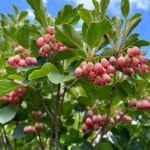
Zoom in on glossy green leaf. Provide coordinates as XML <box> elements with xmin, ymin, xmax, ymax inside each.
<box><xmin>100</xmin><ymin>0</ymin><xmax>110</xmax><ymax>16</ymax></box>
<box><xmin>18</xmin><ymin>11</ymin><xmax>28</xmax><ymax>21</ymax></box>
<box><xmin>12</xmin><ymin>123</ymin><xmax>26</xmax><ymax>139</ymax></box>
<box><xmin>55</xmin><ymin>24</ymin><xmax>83</xmax><ymax>49</ymax></box>
<box><xmin>99</xmin><ymin>142</ymin><xmax>113</xmax><ymax>150</ymax></box>
<box><xmin>80</xmin><ymin>8</ymin><xmax>93</xmax><ymax>25</ymax></box>
<box><xmin>87</xmin><ymin>20</ymin><xmax>111</xmax><ymax>48</ymax></box>
<box><xmin>48</xmin><ymin>72</ymin><xmax>75</xmax><ymax>84</ymax></box>
<box><xmin>121</xmin><ymin>0</ymin><xmax>130</xmax><ymax>18</ymax></box>
<box><xmin>125</xmin><ymin>13</ymin><xmax>142</xmax><ymax>37</ymax></box>
<box><xmin>0</xmin><ymin>80</ymin><xmax>21</xmax><ymax>96</ymax></box>
<box><xmin>55</xmin><ymin>5</ymin><xmax>80</xmax><ymax>25</ymax></box>
<box><xmin>26</xmin><ymin>0</ymin><xmax>48</xmax><ymax>28</ymax></box>
<box><xmin>28</xmin><ymin>63</ymin><xmax>58</xmax><ymax>80</ymax></box>
<box><xmin>0</xmin><ymin>105</ymin><xmax>17</xmax><ymax>124</ymax></box>
<box><xmin>16</xmin><ymin>26</ymin><xmax>30</xmax><ymax>49</ymax></box>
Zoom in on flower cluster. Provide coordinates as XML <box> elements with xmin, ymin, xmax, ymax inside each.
<box><xmin>115</xmin><ymin>47</ymin><xmax>148</xmax><ymax>75</ymax></box>
<box><xmin>23</xmin><ymin>111</ymin><xmax>44</xmax><ymax>134</ymax></box>
<box><xmin>36</xmin><ymin>26</ymin><xmax>73</xmax><ymax>56</ymax></box>
<box><xmin>0</xmin><ymin>86</ymin><xmax>26</xmax><ymax>103</ymax></box>
<box><xmin>82</xmin><ymin>109</ymin><xmax>132</xmax><ymax>134</ymax></box>
<box><xmin>74</xmin><ymin>59</ymin><xmax>115</xmax><ymax>86</ymax></box>
<box><xmin>74</xmin><ymin>47</ymin><xmax>148</xmax><ymax>86</ymax></box>
<box><xmin>7</xmin><ymin>45</ymin><xmax>37</xmax><ymax>68</ymax></box>
<box><xmin>129</xmin><ymin>96</ymin><xmax>150</xmax><ymax>110</ymax></box>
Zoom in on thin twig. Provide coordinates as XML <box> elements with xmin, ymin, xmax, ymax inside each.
<box><xmin>2</xmin><ymin>126</ymin><xmax>13</xmax><ymax>150</ymax></box>
<box><xmin>96</xmin><ymin>74</ymin><xmax>116</xmax><ymax>150</ymax></box>
<box><xmin>37</xmin><ymin>132</ymin><xmax>45</xmax><ymax>150</ymax></box>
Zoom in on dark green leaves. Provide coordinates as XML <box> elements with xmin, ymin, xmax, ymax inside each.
<box><xmin>26</xmin><ymin>0</ymin><xmax>48</xmax><ymax>28</ymax></box>
<box><xmin>99</xmin><ymin>142</ymin><xmax>113</xmax><ymax>150</ymax></box>
<box><xmin>55</xmin><ymin>24</ymin><xmax>83</xmax><ymax>49</ymax></box>
<box><xmin>121</xmin><ymin>0</ymin><xmax>130</xmax><ymax>18</ymax></box>
<box><xmin>55</xmin><ymin>5</ymin><xmax>80</xmax><ymax>25</ymax></box>
<box><xmin>0</xmin><ymin>105</ymin><xmax>17</xmax><ymax>124</ymax></box>
<box><xmin>87</xmin><ymin>20</ymin><xmax>111</xmax><ymax>48</ymax></box>
<box><xmin>12</xmin><ymin>123</ymin><xmax>26</xmax><ymax>139</ymax></box>
<box><xmin>0</xmin><ymin>80</ymin><xmax>21</xmax><ymax>96</ymax></box>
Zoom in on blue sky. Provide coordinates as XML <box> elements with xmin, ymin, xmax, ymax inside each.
<box><xmin>0</xmin><ymin>0</ymin><xmax>150</xmax><ymax>57</ymax></box>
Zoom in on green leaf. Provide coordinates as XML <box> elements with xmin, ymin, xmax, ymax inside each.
<box><xmin>87</xmin><ymin>20</ymin><xmax>111</xmax><ymax>48</ymax></box>
<box><xmin>99</xmin><ymin>142</ymin><xmax>113</xmax><ymax>150</ymax></box>
<box><xmin>0</xmin><ymin>80</ymin><xmax>21</xmax><ymax>96</ymax></box>
<box><xmin>0</xmin><ymin>105</ymin><xmax>17</xmax><ymax>124</ymax></box>
<box><xmin>121</xmin><ymin>0</ymin><xmax>130</xmax><ymax>18</ymax></box>
<box><xmin>92</xmin><ymin>0</ymin><xmax>100</xmax><ymax>13</ymax></box>
<box><xmin>28</xmin><ymin>63</ymin><xmax>58</xmax><ymax>80</ymax></box>
<box><xmin>48</xmin><ymin>72</ymin><xmax>75</xmax><ymax>84</ymax></box>
<box><xmin>71</xmin><ymin>146</ymin><xmax>81</xmax><ymax>150</ymax></box>
<box><xmin>26</xmin><ymin>0</ymin><xmax>48</xmax><ymax>28</ymax></box>
<box><xmin>55</xmin><ymin>5</ymin><xmax>80</xmax><ymax>25</ymax></box>
<box><xmin>80</xmin><ymin>141</ymin><xmax>95</xmax><ymax>150</ymax></box>
<box><xmin>12</xmin><ymin>123</ymin><xmax>26</xmax><ymax>139</ymax></box>
<box><xmin>13</xmin><ymin>5</ymin><xmax>18</xmax><ymax>15</ymax></box>
<box><xmin>100</xmin><ymin>0</ymin><xmax>110</xmax><ymax>17</ymax></box>
<box><xmin>112</xmin><ymin>16</ymin><xmax>123</xmax><ymax>38</ymax></box>
<box><xmin>82</xmin><ymin>23</ymin><xmax>88</xmax><ymax>42</ymax></box>
<box><xmin>18</xmin><ymin>11</ymin><xmax>28</xmax><ymax>21</ymax></box>
<box><xmin>16</xmin><ymin>26</ymin><xmax>30</xmax><ymax>49</ymax></box>
<box><xmin>55</xmin><ymin>24</ymin><xmax>83</xmax><ymax>49</ymax></box>
<box><xmin>8</xmin><ymin>74</ymin><xmax>24</xmax><ymax>81</ymax></box>
<box><xmin>80</xmin><ymin>8</ymin><xmax>93</xmax><ymax>25</ymax></box>
<box><xmin>125</xmin><ymin>13</ymin><xmax>142</xmax><ymax>37</ymax></box>
<box><xmin>52</xmin><ymin>50</ymin><xmax>75</xmax><ymax>61</ymax></box>
<box><xmin>133</xmin><ymin>40</ymin><xmax>150</xmax><ymax>47</ymax></box>
<box><xmin>124</xmin><ymin>33</ymin><xmax>139</xmax><ymax>47</ymax></box>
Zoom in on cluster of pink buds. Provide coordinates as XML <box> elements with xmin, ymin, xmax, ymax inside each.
<box><xmin>115</xmin><ymin>111</ymin><xmax>132</xmax><ymax>123</ymax></box>
<box><xmin>115</xmin><ymin>47</ymin><xmax>148</xmax><ymax>75</ymax></box>
<box><xmin>82</xmin><ymin>108</ymin><xmax>132</xmax><ymax>134</ymax></box>
<box><xmin>24</xmin><ymin>111</ymin><xmax>44</xmax><ymax>134</ymax></box>
<box><xmin>81</xmin><ymin>109</ymin><xmax>115</xmax><ymax>133</ymax></box>
<box><xmin>74</xmin><ymin>47</ymin><xmax>148</xmax><ymax>86</ymax></box>
<box><xmin>23</xmin><ymin>123</ymin><xmax>44</xmax><ymax>134</ymax></box>
<box><xmin>0</xmin><ymin>86</ymin><xmax>26</xmax><ymax>103</ymax></box>
<box><xmin>129</xmin><ymin>96</ymin><xmax>150</xmax><ymax>110</ymax></box>
<box><xmin>36</xmin><ymin>26</ymin><xmax>73</xmax><ymax>56</ymax></box>
<box><xmin>7</xmin><ymin>45</ymin><xmax>37</xmax><ymax>68</ymax></box>
<box><xmin>74</xmin><ymin>59</ymin><xmax>115</xmax><ymax>86</ymax></box>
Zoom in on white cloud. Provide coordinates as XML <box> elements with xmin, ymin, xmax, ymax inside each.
<box><xmin>109</xmin><ymin>0</ymin><xmax>150</xmax><ymax>15</ymax></box>
<box><xmin>67</xmin><ymin>0</ymin><xmax>150</xmax><ymax>14</ymax></box>
<box><xmin>26</xmin><ymin>9</ymin><xmax>35</xmax><ymax>20</ymax></box>
<box><xmin>42</xmin><ymin>0</ymin><xmax>48</xmax><ymax>5</ymax></box>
